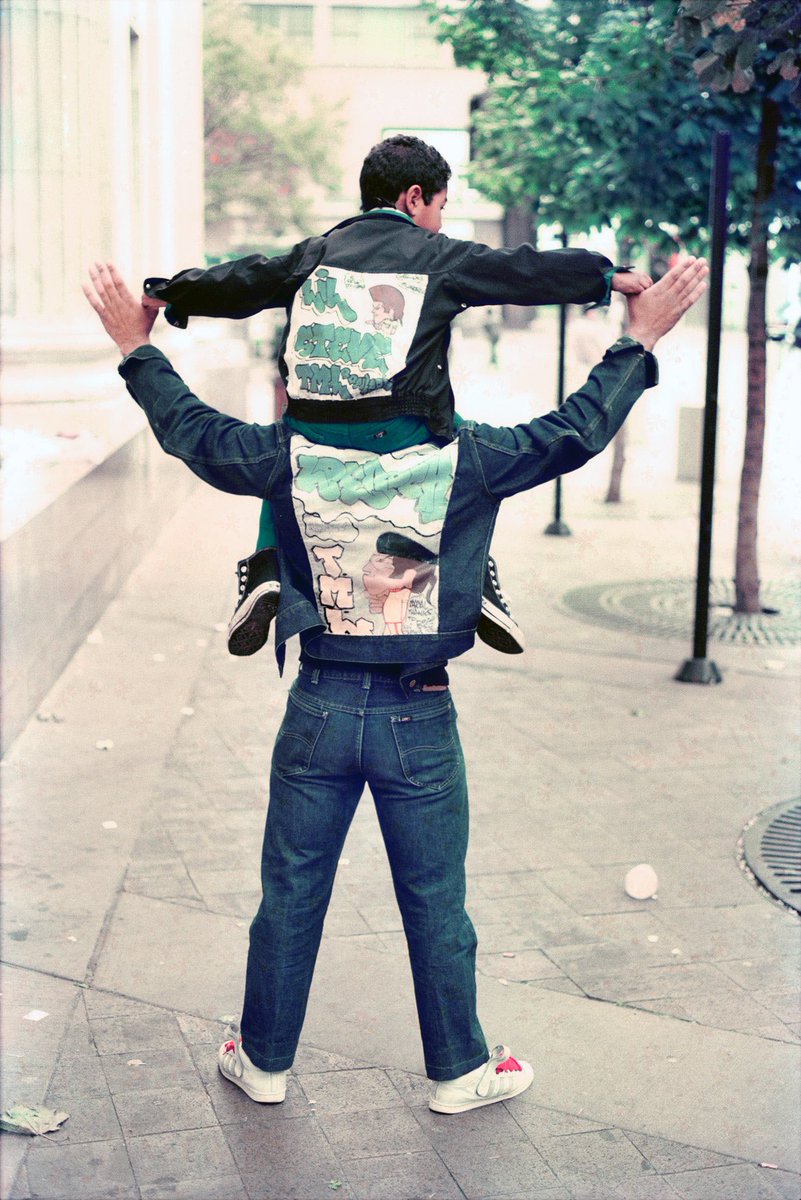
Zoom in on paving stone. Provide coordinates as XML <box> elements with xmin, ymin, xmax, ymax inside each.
<box><xmin>176</xmin><ymin>1012</ymin><xmax>227</xmax><ymax>1044</ymax></box>
<box><xmin>526</xmin><ymin>977</ymin><xmax>585</xmax><ymax>996</ymax></box>
<box><xmin>414</xmin><ymin>1101</ymin><xmax>529</xmax><ymax>1149</ymax></box>
<box><xmin>25</xmin><ymin>1138</ymin><xmax>137</xmax><ymax>1199</ymax></box>
<box><xmin>44</xmin><ymin>1092</ymin><xmax>123</xmax><ymax>1144</ymax></box>
<box><xmin>551</xmin><ymin>1175</ymin><xmax>680</xmax><ymax>1199</ymax></box>
<box><xmin>294</xmin><ymin>1044</ymin><xmax>375</xmax><ymax>1074</ymax></box>
<box><xmin>112</xmin><ymin>1083</ymin><xmax>218</xmax><ymax>1137</ymax></box>
<box><xmin>385</xmin><ymin>1068</ymin><xmax>435</xmax><ymax>1106</ymax></box>
<box><xmin>139</xmin><ymin>1173</ymin><xmax>249</xmax><ymax>1199</ymax></box>
<box><xmin>435</xmin><ymin>1138</ymin><xmax>558</xmax><ymax>1199</ymax></box>
<box><xmin>299</xmin><ymin>1068</ymin><xmax>402</xmax><ymax>1114</ymax></box>
<box><xmin>47</xmin><ymin>1052</ymin><xmax>110</xmax><ymax>1099</ymax></box>
<box><xmin>569</xmin><ymin>961</ymin><xmax>743</xmax><ymax>1004</ymax></box>
<box><xmin>666</xmin><ymin>1163</ymin><xmax>789</xmax><ymax>1199</ymax></box>
<box><xmin>477</xmin><ymin>949</ymin><xmax>567</xmax><ymax>982</ymax></box>
<box><xmin>715</xmin><ymin>956</ymin><xmax>800</xmax><ymax>993</ymax></box>
<box><xmin>750</xmin><ymin>990</ymin><xmax>801</xmax><ymax>1026</ymax></box>
<box><xmin>343</xmin><ymin>1150</ymin><xmax>465</xmax><ymax>1200</ymax></box>
<box><xmin>508</xmin><ymin>1103</ymin><xmax>609</xmax><ymax>1140</ymax></box>
<box><xmin>318</xmin><ymin>1104</ymin><xmax>430</xmax><ymax>1159</ymax></box>
<box><xmin>624</xmin><ymin>1131</ymin><xmax>742</xmax><ymax>1172</ymax></box>
<box><xmin>224</xmin><ymin>1116</ymin><xmax>354</xmax><ymax>1198</ymax></box>
<box><xmin>83</xmin><ymin>991</ymin><xmax>152</xmax><ymax>1019</ymax></box>
<box><xmin>127</xmin><ymin>1126</ymin><xmax>238</xmax><ymax>1188</ymax></box>
<box><xmin>4</xmin><ymin>1162</ymin><xmax>30</xmax><ymax>1200</ymax></box>
<box><xmin>101</xmin><ymin>1044</ymin><xmax>198</xmax><ymax>1095</ymax></box>
<box><xmin>536</xmin><ymin>1128</ymin><xmax>652</xmax><ymax>1182</ymax></box>
<box><xmin>90</xmin><ymin>1011</ymin><xmax>185</xmax><ymax>1056</ymax></box>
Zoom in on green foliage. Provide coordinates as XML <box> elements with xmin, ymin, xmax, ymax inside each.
<box><xmin>428</xmin><ymin>0</ymin><xmax>800</xmax><ymax>261</ymax></box>
<box><xmin>672</xmin><ymin>0</ymin><xmax>801</xmax><ymax>101</ymax></box>
<box><xmin>204</xmin><ymin>0</ymin><xmax>340</xmax><ymax>241</ymax></box>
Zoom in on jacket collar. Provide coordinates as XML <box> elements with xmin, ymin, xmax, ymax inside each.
<box><xmin>323</xmin><ymin>209</ymin><xmax>415</xmax><ymax>237</ymax></box>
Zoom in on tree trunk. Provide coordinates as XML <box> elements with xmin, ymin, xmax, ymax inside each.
<box><xmin>605</xmin><ymin>425</ymin><xmax>627</xmax><ymax>503</ymax></box>
<box><xmin>734</xmin><ymin>97</ymin><xmax>780</xmax><ymax>613</ymax></box>
<box><xmin>605</xmin><ymin>235</ymin><xmax>635</xmax><ymax>503</ymax></box>
<box><xmin>503</xmin><ymin>201</ymin><xmax>537</xmax><ymax>329</ymax></box>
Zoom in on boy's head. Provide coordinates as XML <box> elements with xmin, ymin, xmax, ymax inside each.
<box><xmin>359</xmin><ymin>134</ymin><xmax>451</xmax><ymax>233</ymax></box>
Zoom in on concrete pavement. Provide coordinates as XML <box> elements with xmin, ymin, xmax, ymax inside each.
<box><xmin>2</xmin><ymin>326</ymin><xmax>800</xmax><ymax>1199</ymax></box>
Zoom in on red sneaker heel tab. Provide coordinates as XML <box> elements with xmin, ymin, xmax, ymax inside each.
<box><xmin>223</xmin><ymin>1040</ymin><xmax>236</xmax><ymax>1053</ymax></box>
<box><xmin>496</xmin><ymin>1058</ymin><xmax>521</xmax><ymax>1074</ymax></box>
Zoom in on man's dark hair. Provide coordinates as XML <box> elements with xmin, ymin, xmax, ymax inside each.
<box><xmin>359</xmin><ymin>135</ymin><xmax>451</xmax><ymax>212</ymax></box>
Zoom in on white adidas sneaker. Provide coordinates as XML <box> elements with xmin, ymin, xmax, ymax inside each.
<box><xmin>217</xmin><ymin>1035</ymin><xmax>287</xmax><ymax>1103</ymax></box>
<box><xmin>429</xmin><ymin>1045</ymin><xmax>534</xmax><ymax>1114</ymax></box>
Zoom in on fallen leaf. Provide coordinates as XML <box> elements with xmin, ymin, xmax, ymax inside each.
<box><xmin>127</xmin><ymin>1059</ymin><xmax>145</xmax><ymax>1067</ymax></box>
<box><xmin>180</xmin><ymin>707</ymin><xmax>195</xmax><ymax>717</ymax></box>
<box><xmin>502</xmin><ymin>952</ymin><xmax>516</xmax><ymax>959</ymax></box>
<box><xmin>0</xmin><ymin>1104</ymin><xmax>69</xmax><ymax>1136</ymax></box>
<box><xmin>328</xmin><ymin>1183</ymin><xmax>343</xmax><ymax>1192</ymax></box>
<box><xmin>102</xmin><ymin>821</ymin><xmax>118</xmax><ymax>830</ymax></box>
<box><xmin>152</xmin><ymin>653</ymin><xmax>166</xmax><ymax>663</ymax></box>
<box><xmin>86</xmin><ymin>629</ymin><xmax>104</xmax><ymax>645</ymax></box>
<box><xmin>95</xmin><ymin>740</ymin><xmax>114</xmax><ymax>751</ymax></box>
<box><xmin>759</xmin><ymin>1163</ymin><xmax>779</xmax><ymax>1169</ymax></box>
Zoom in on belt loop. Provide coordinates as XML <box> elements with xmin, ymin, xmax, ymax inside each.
<box><xmin>311</xmin><ymin>668</ymin><xmax>320</xmax><ymax>684</ymax></box>
<box><xmin>361</xmin><ymin>672</ymin><xmax>371</xmax><ymax>691</ymax></box>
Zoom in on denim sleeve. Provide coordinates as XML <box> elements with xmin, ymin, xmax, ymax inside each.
<box><xmin>448</xmin><ymin>245</ymin><xmax>612</xmax><ymax>307</ymax></box>
<box><xmin>118</xmin><ymin>346</ymin><xmax>281</xmax><ymax>497</ymax></box>
<box><xmin>470</xmin><ymin>345</ymin><xmax>656</xmax><ymax>500</ymax></box>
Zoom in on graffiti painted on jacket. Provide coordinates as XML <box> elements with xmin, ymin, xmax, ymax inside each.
<box><xmin>290</xmin><ymin>437</ymin><xmax>456</xmax><ymax>636</ymax></box>
<box><xmin>284</xmin><ymin>267</ymin><xmax>427</xmax><ymax>403</ymax></box>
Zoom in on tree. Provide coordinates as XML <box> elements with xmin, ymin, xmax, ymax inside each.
<box><xmin>672</xmin><ymin>1</ymin><xmax>801</xmax><ymax>610</ymax></box>
<box><xmin>203</xmin><ymin>0</ymin><xmax>340</xmax><ymax>252</ymax></box>
<box><xmin>430</xmin><ymin>0</ymin><xmax>800</xmax><ymax>598</ymax></box>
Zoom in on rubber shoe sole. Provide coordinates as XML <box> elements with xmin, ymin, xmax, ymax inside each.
<box><xmin>429</xmin><ymin>1060</ymin><xmax>534</xmax><ymax>1114</ymax></box>
<box><xmin>217</xmin><ymin>1044</ymin><xmax>287</xmax><ymax>1103</ymax></box>
<box><xmin>477</xmin><ymin>597</ymin><xmax>526</xmax><ymax>654</ymax></box>
<box><xmin>227</xmin><ymin>582</ymin><xmax>280</xmax><ymax>656</ymax></box>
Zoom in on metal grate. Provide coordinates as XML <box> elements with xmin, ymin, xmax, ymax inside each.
<box><xmin>560</xmin><ymin>578</ymin><xmax>801</xmax><ymax>645</ymax></box>
<box><xmin>741</xmin><ymin>799</ymin><xmax>801</xmax><ymax>913</ymax></box>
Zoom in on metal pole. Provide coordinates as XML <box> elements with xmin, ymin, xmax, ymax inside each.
<box><xmin>545</xmin><ymin>230</ymin><xmax>572</xmax><ymax>537</ymax></box>
<box><xmin>676</xmin><ymin>130</ymin><xmax>730</xmax><ymax>685</ymax></box>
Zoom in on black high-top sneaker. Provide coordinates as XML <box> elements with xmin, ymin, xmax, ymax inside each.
<box><xmin>477</xmin><ymin>556</ymin><xmax>525</xmax><ymax>654</ymax></box>
<box><xmin>227</xmin><ymin>549</ymin><xmax>281</xmax><ymax>656</ymax></box>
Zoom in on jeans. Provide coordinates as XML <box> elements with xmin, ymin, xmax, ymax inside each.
<box><xmin>240</xmin><ymin>664</ymin><xmax>488</xmax><ymax>1081</ymax></box>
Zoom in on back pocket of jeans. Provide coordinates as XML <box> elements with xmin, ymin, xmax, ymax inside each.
<box><xmin>391</xmin><ymin>706</ymin><xmax>459</xmax><ymax>791</ymax></box>
<box><xmin>272</xmin><ymin>697</ymin><xmax>328</xmax><ymax>777</ymax></box>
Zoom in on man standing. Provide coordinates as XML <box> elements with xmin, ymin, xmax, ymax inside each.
<box><xmin>83</xmin><ymin>254</ymin><xmax>707</xmax><ymax>1114</ymax></box>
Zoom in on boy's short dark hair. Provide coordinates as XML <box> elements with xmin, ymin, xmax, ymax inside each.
<box><xmin>359</xmin><ymin>135</ymin><xmax>452</xmax><ymax>212</ymax></box>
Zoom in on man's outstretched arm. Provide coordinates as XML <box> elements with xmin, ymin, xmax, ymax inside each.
<box><xmin>83</xmin><ymin>262</ymin><xmax>280</xmax><ymax>497</ymax></box>
<box><xmin>472</xmin><ymin>256</ymin><xmax>709</xmax><ymax>499</ymax></box>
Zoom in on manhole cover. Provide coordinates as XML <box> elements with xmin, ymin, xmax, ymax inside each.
<box><xmin>561</xmin><ymin>578</ymin><xmax>801</xmax><ymax>645</ymax></box>
<box><xmin>741</xmin><ymin>799</ymin><xmax>801</xmax><ymax>912</ymax></box>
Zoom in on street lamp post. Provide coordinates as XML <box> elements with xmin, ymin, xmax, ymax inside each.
<box><xmin>676</xmin><ymin>130</ymin><xmax>730</xmax><ymax>686</ymax></box>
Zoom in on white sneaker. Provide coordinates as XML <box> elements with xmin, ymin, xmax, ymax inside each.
<box><xmin>429</xmin><ymin>1045</ymin><xmax>534</xmax><ymax>1114</ymax></box>
<box><xmin>218</xmin><ymin>1035</ymin><xmax>287</xmax><ymax>1103</ymax></box>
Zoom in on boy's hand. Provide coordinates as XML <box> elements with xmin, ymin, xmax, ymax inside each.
<box><xmin>142</xmin><ymin>294</ymin><xmax>168</xmax><ymax>310</ymax></box>
<box><xmin>611</xmin><ymin>269</ymin><xmax>653</xmax><ymax>295</ymax></box>
<box><xmin>83</xmin><ymin>262</ymin><xmax>159</xmax><ymax>356</ymax></box>
<box><xmin>626</xmin><ymin>256</ymin><xmax>708</xmax><ymax>351</ymax></box>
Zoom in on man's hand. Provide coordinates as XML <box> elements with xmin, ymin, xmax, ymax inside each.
<box><xmin>626</xmin><ymin>256</ymin><xmax>709</xmax><ymax>351</ymax></box>
<box><xmin>82</xmin><ymin>262</ymin><xmax>159</xmax><ymax>357</ymax></box>
<box><xmin>611</xmin><ymin>269</ymin><xmax>653</xmax><ymax>295</ymax></box>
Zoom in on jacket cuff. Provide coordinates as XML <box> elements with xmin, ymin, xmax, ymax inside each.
<box><xmin>143</xmin><ymin>278</ymin><xmax>188</xmax><ymax>329</ymax></box>
<box><xmin>604</xmin><ymin>336</ymin><xmax>659</xmax><ymax>388</ymax></box>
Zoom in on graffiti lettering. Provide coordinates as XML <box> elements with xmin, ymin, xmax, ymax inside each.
<box><xmin>296</xmin><ymin>453</ymin><xmax>453</xmax><ymax>524</ymax></box>
<box><xmin>299</xmin><ymin>268</ymin><xmax>358</xmax><ymax>322</ymax></box>
<box><xmin>294</xmin><ymin>323</ymin><xmax>392</xmax><ymax>375</ymax></box>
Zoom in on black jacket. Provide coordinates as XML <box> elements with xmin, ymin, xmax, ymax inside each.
<box><xmin>144</xmin><ymin>210</ymin><xmax>613</xmax><ymax>437</ymax></box>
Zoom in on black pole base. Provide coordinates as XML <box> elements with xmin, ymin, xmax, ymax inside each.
<box><xmin>675</xmin><ymin>657</ymin><xmax>723</xmax><ymax>685</ymax></box>
<box><xmin>544</xmin><ymin>519</ymin><xmax>572</xmax><ymax>537</ymax></box>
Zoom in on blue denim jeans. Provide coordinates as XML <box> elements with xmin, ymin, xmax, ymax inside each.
<box><xmin>240</xmin><ymin>664</ymin><xmax>489</xmax><ymax>1081</ymax></box>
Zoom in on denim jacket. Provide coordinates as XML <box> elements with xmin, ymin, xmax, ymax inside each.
<box><xmin>143</xmin><ymin>211</ymin><xmax>613</xmax><ymax>438</ymax></box>
<box><xmin>118</xmin><ymin>339</ymin><xmax>656</xmax><ymax>676</ymax></box>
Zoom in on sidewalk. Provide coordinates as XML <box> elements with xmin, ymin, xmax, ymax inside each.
<box><xmin>2</xmin><ymin>330</ymin><xmax>800</xmax><ymax>1200</ymax></box>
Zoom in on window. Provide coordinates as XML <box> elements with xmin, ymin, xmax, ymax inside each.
<box><xmin>247</xmin><ymin>4</ymin><xmax>313</xmax><ymax>43</ymax></box>
<box><xmin>330</xmin><ymin>6</ymin><xmax>441</xmax><ymax>65</ymax></box>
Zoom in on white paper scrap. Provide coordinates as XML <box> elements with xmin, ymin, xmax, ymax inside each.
<box><xmin>23</xmin><ymin>1011</ymin><xmax>49</xmax><ymax>1022</ymax></box>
